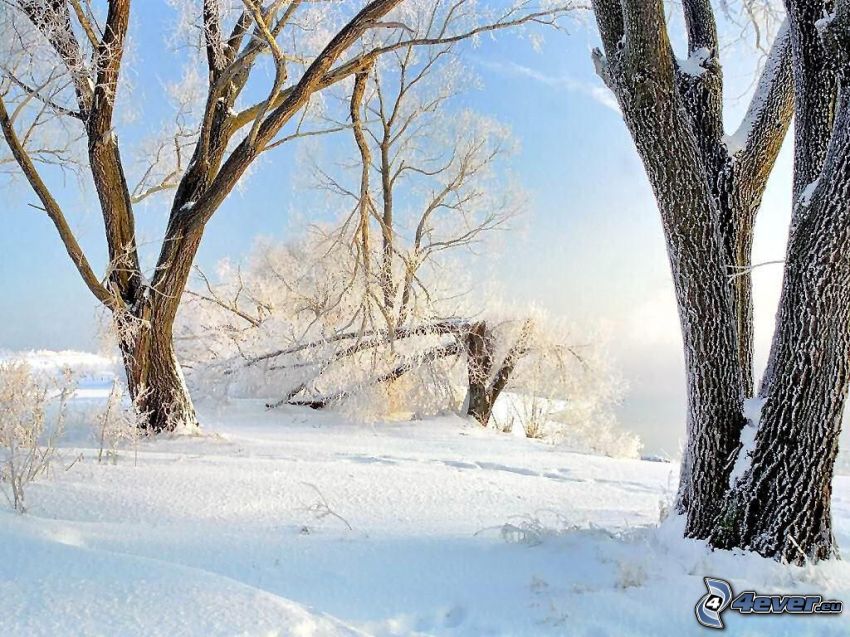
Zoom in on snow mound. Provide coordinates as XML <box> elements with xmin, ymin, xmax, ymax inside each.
<box><xmin>0</xmin><ymin>514</ymin><xmax>363</xmax><ymax>637</ymax></box>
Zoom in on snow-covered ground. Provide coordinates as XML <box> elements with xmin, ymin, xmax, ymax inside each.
<box><xmin>1</xmin><ymin>355</ymin><xmax>849</xmax><ymax>636</ymax></box>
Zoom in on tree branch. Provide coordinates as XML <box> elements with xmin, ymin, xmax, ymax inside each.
<box><xmin>0</xmin><ymin>94</ymin><xmax>119</xmax><ymax>310</ymax></box>
<box><xmin>590</xmin><ymin>0</ymin><xmax>624</xmax><ymax>57</ymax></box>
<box><xmin>735</xmin><ymin>19</ymin><xmax>793</xmax><ymax>188</ymax></box>
<box><xmin>784</xmin><ymin>0</ymin><xmax>839</xmax><ymax>198</ymax></box>
<box><xmin>167</xmin><ymin>0</ymin><xmax>407</xmax><ymax>237</ymax></box>
<box><xmin>203</xmin><ymin>0</ymin><xmax>224</xmax><ymax>76</ymax></box>
<box><xmin>682</xmin><ymin>0</ymin><xmax>718</xmax><ymax>54</ymax></box>
<box><xmin>228</xmin><ymin>5</ymin><xmax>574</xmax><ymax>135</ymax></box>
<box><xmin>18</xmin><ymin>0</ymin><xmax>94</xmax><ymax>115</ymax></box>
<box><xmin>68</xmin><ymin>0</ymin><xmax>100</xmax><ymax>49</ymax></box>
<box><xmin>244</xmin><ymin>319</ymin><xmax>468</xmax><ymax>367</ymax></box>
<box><xmin>282</xmin><ymin>341</ymin><xmax>462</xmax><ymax>409</ymax></box>
<box><xmin>84</xmin><ymin>0</ymin><xmax>140</xmax><ymax>299</ymax></box>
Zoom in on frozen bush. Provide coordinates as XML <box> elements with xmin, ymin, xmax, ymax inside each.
<box><xmin>0</xmin><ymin>360</ymin><xmax>71</xmax><ymax>513</ymax></box>
<box><xmin>177</xmin><ymin>239</ymin><xmax>641</xmax><ymax>459</ymax></box>
<box><xmin>486</xmin><ymin>310</ymin><xmax>641</xmax><ymax>458</ymax></box>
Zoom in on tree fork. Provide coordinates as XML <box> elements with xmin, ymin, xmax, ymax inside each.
<box><xmin>590</xmin><ymin>0</ymin><xmax>790</xmax><ymax>541</ymax></box>
<box><xmin>715</xmin><ymin>3</ymin><xmax>850</xmax><ymax>562</ymax></box>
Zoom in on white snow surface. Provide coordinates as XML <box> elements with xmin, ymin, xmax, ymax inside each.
<box><xmin>2</xmin><ymin>360</ymin><xmax>850</xmax><ymax>636</ymax></box>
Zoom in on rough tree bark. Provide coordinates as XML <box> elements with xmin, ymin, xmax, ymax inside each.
<box><xmin>591</xmin><ymin>0</ymin><xmax>850</xmax><ymax>561</ymax></box>
<box><xmin>464</xmin><ymin>322</ymin><xmax>496</xmax><ymax>425</ymax></box>
<box><xmin>715</xmin><ymin>0</ymin><xmax>850</xmax><ymax>562</ymax></box>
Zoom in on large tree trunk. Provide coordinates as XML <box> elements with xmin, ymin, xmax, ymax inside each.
<box><xmin>122</xmin><ymin>331</ymin><xmax>197</xmax><ymax>433</ymax></box>
<box><xmin>630</xmin><ymin>118</ymin><xmax>746</xmax><ymax>539</ymax></box>
<box><xmin>715</xmin><ymin>231</ymin><xmax>850</xmax><ymax>561</ymax></box>
<box><xmin>118</xmin><ymin>220</ymin><xmax>205</xmax><ymax>433</ymax></box>
<box><xmin>608</xmin><ymin>34</ymin><xmax>746</xmax><ymax>537</ymax></box>
<box><xmin>714</xmin><ymin>72</ymin><xmax>850</xmax><ymax>559</ymax></box>
<box><xmin>590</xmin><ymin>0</ymin><xmax>794</xmax><ymax>552</ymax></box>
<box><xmin>118</xmin><ymin>300</ymin><xmax>198</xmax><ymax>433</ymax></box>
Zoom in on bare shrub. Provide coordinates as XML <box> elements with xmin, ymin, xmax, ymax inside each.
<box><xmin>485</xmin><ymin>311</ymin><xmax>641</xmax><ymax>458</ymax></box>
<box><xmin>477</xmin><ymin>510</ymin><xmax>584</xmax><ymax>547</ymax></box>
<box><xmin>95</xmin><ymin>381</ymin><xmax>149</xmax><ymax>466</ymax></box>
<box><xmin>0</xmin><ymin>360</ymin><xmax>71</xmax><ymax>513</ymax></box>
<box><xmin>298</xmin><ymin>482</ymin><xmax>353</xmax><ymax>532</ymax></box>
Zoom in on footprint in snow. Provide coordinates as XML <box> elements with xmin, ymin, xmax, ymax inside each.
<box><xmin>543</xmin><ymin>471</ymin><xmax>587</xmax><ymax>483</ymax></box>
<box><xmin>476</xmin><ymin>461</ymin><xmax>539</xmax><ymax>477</ymax></box>
<box><xmin>441</xmin><ymin>460</ymin><xmax>478</xmax><ymax>470</ymax></box>
<box><xmin>342</xmin><ymin>454</ymin><xmax>398</xmax><ymax>465</ymax></box>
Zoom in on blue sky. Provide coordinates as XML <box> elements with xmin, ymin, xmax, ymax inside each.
<box><xmin>0</xmin><ymin>4</ymin><xmax>799</xmax><ymax>454</ymax></box>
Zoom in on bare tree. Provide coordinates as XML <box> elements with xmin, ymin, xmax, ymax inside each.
<box><xmin>174</xmin><ymin>2</ymin><xmax>535</xmax><ymax>414</ymax></box>
<box><xmin>0</xmin><ymin>0</ymin><xmax>572</xmax><ymax>432</ymax></box>
<box><xmin>590</xmin><ymin>0</ymin><xmax>850</xmax><ymax>561</ymax></box>
<box><xmin>311</xmin><ymin>17</ymin><xmax>523</xmax><ymax>335</ymax></box>
<box><xmin>181</xmin><ymin>24</ymin><xmax>528</xmax><ymax>415</ymax></box>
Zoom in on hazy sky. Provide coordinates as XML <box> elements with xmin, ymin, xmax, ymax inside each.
<box><xmin>0</xmin><ymin>5</ymin><xmax>805</xmax><ymax>455</ymax></box>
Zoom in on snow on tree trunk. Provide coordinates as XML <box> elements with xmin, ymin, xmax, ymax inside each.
<box><xmin>465</xmin><ymin>322</ymin><xmax>496</xmax><ymax>426</ymax></box>
<box><xmin>715</xmin><ymin>42</ymin><xmax>850</xmax><ymax>558</ymax></box>
<box><xmin>118</xmin><ymin>297</ymin><xmax>198</xmax><ymax>433</ymax></box>
<box><xmin>592</xmin><ymin>4</ymin><xmax>754</xmax><ymax>536</ymax></box>
<box><xmin>585</xmin><ymin>1</ymin><xmax>850</xmax><ymax>561</ymax></box>
<box><xmin>617</xmin><ymin>72</ymin><xmax>747</xmax><ymax>537</ymax></box>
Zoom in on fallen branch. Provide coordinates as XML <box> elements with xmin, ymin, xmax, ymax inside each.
<box><xmin>275</xmin><ymin>341</ymin><xmax>462</xmax><ymax>409</ymax></box>
<box><xmin>246</xmin><ymin>318</ymin><xmax>469</xmax><ymax>368</ymax></box>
